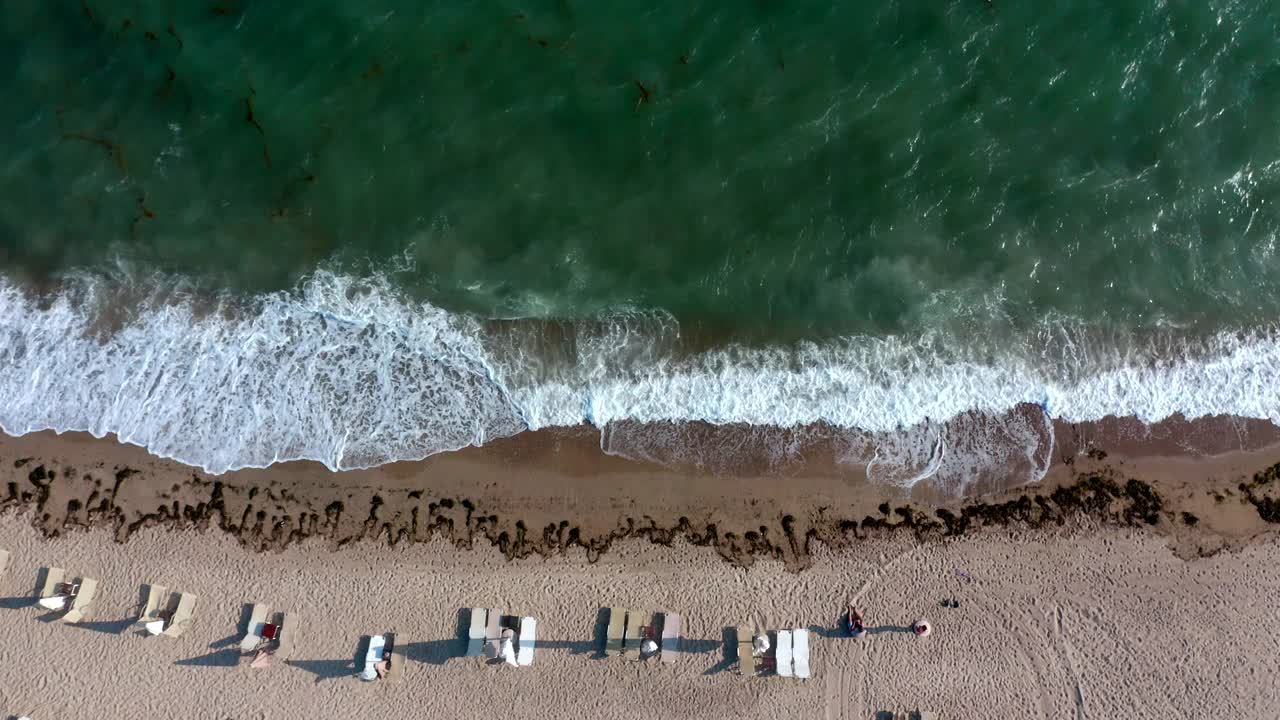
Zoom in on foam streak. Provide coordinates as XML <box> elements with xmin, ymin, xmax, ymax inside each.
<box><xmin>2</xmin><ymin>272</ymin><xmax>1279</xmax><ymax>481</ymax></box>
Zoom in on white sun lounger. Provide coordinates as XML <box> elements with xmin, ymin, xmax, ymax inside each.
<box><xmin>163</xmin><ymin>592</ymin><xmax>198</xmax><ymax>638</ymax></box>
<box><xmin>793</xmin><ymin>629</ymin><xmax>810</xmax><ymax>679</ymax></box>
<box><xmin>605</xmin><ymin>607</ymin><xmax>626</xmax><ymax>656</ymax></box>
<box><xmin>276</xmin><ymin>612</ymin><xmax>299</xmax><ymax>660</ymax></box>
<box><xmin>384</xmin><ymin>632</ymin><xmax>405</xmax><ymax>683</ymax></box>
<box><xmin>61</xmin><ymin>577</ymin><xmax>98</xmax><ymax>624</ymax></box>
<box><xmin>240</xmin><ymin>603</ymin><xmax>272</xmax><ymax>652</ymax></box>
<box><xmin>467</xmin><ymin>608</ymin><xmax>487</xmax><ymax>657</ymax></box>
<box><xmin>39</xmin><ymin>567</ymin><xmax>66</xmax><ymax>600</ymax></box>
<box><xmin>361</xmin><ymin>634</ymin><xmax>387</xmax><ymax>680</ymax></box>
<box><xmin>737</xmin><ymin>625</ymin><xmax>756</xmax><ymax>676</ymax></box>
<box><xmin>517</xmin><ymin>617</ymin><xmax>537</xmax><ymax>666</ymax></box>
<box><xmin>623</xmin><ymin>609</ymin><xmax>647</xmax><ymax>656</ymax></box>
<box><xmin>0</xmin><ymin>548</ymin><xmax>9</xmax><ymax>576</ymax></box>
<box><xmin>484</xmin><ymin>608</ymin><xmax>504</xmax><ymax>657</ymax></box>
<box><xmin>775</xmin><ymin>630</ymin><xmax>793</xmax><ymax>677</ymax></box>
<box><xmin>137</xmin><ymin>584</ymin><xmax>168</xmax><ymax>626</ymax></box>
<box><xmin>661</xmin><ymin>612</ymin><xmax>682</xmax><ymax>663</ymax></box>
<box><xmin>140</xmin><ymin>585</ymin><xmax>174</xmax><ymax>635</ymax></box>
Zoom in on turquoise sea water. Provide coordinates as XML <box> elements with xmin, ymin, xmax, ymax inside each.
<box><xmin>2</xmin><ymin>0</ymin><xmax>1280</xmax><ymax>489</ymax></box>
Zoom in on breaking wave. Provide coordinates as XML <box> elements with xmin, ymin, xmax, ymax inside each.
<box><xmin>2</xmin><ymin>270</ymin><xmax>1279</xmax><ymax>492</ymax></box>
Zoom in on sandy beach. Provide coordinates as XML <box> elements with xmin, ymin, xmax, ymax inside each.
<box><xmin>2</xmin><ymin>418</ymin><xmax>1280</xmax><ymax>718</ymax></box>
<box><xmin>2</xmin><ymin>512</ymin><xmax>1279</xmax><ymax>719</ymax></box>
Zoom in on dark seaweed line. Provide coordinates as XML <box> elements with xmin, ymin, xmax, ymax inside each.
<box><xmin>4</xmin><ymin>456</ymin><xmax>1275</xmax><ymax>570</ymax></box>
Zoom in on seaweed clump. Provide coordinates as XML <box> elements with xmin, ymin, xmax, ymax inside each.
<box><xmin>1240</xmin><ymin>461</ymin><xmax>1280</xmax><ymax>523</ymax></box>
<box><xmin>920</xmin><ymin>474</ymin><xmax>1165</xmax><ymax>537</ymax></box>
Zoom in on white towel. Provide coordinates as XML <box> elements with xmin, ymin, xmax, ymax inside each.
<box><xmin>38</xmin><ymin>596</ymin><xmax>68</xmax><ymax>610</ymax></box>
<box><xmin>501</xmin><ymin>638</ymin><xmax>518</xmax><ymax>667</ymax></box>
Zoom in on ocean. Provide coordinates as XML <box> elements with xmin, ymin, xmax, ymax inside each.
<box><xmin>2</xmin><ymin>0</ymin><xmax>1280</xmax><ymax>493</ymax></box>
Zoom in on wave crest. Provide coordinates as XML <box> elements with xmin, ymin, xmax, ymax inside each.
<box><xmin>2</xmin><ymin>271</ymin><xmax>1279</xmax><ymax>486</ymax></box>
<box><xmin>0</xmin><ymin>271</ymin><xmax>525</xmax><ymax>473</ymax></box>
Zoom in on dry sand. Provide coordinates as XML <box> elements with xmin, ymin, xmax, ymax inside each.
<box><xmin>1</xmin><ymin>513</ymin><xmax>1279</xmax><ymax>719</ymax></box>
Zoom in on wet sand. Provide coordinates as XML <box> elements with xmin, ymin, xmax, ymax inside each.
<box><xmin>1</xmin><ymin>513</ymin><xmax>1279</xmax><ymax>719</ymax></box>
<box><xmin>3</xmin><ymin>412</ymin><xmax>1280</xmax><ymax>568</ymax></box>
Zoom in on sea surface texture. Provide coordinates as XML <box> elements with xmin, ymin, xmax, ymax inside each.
<box><xmin>2</xmin><ymin>0</ymin><xmax>1279</xmax><ymax>492</ymax></box>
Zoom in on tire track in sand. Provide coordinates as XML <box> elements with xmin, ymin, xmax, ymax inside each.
<box><xmin>1052</xmin><ymin>605</ymin><xmax>1086</xmax><ymax>720</ymax></box>
<box><xmin>986</xmin><ymin>600</ymin><xmax>1057</xmax><ymax>720</ymax></box>
<box><xmin>823</xmin><ymin>644</ymin><xmax>858</xmax><ymax>720</ymax></box>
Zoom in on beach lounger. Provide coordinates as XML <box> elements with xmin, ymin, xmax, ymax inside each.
<box><xmin>793</xmin><ymin>629</ymin><xmax>810</xmax><ymax>679</ymax></box>
<box><xmin>467</xmin><ymin>608</ymin><xmax>487</xmax><ymax>657</ymax></box>
<box><xmin>517</xmin><ymin>617</ymin><xmax>536</xmax><ymax>666</ymax></box>
<box><xmin>484</xmin><ymin>607</ymin><xmax>504</xmax><ymax>657</ymax></box>
<box><xmin>276</xmin><ymin>612</ymin><xmax>298</xmax><ymax>660</ymax></box>
<box><xmin>39</xmin><ymin>567</ymin><xmax>66</xmax><ymax>599</ymax></box>
<box><xmin>0</xmin><ymin>548</ymin><xmax>9</xmax><ymax>576</ymax></box>
<box><xmin>736</xmin><ymin>625</ymin><xmax>756</xmax><ymax>676</ymax></box>
<box><xmin>61</xmin><ymin>577</ymin><xmax>98</xmax><ymax>623</ymax></box>
<box><xmin>385</xmin><ymin>632</ymin><xmax>405</xmax><ymax>683</ymax></box>
<box><xmin>623</xmin><ymin>608</ymin><xmax>647</xmax><ymax>655</ymax></box>
<box><xmin>605</xmin><ymin>607</ymin><xmax>626</xmax><ymax>656</ymax></box>
<box><xmin>239</xmin><ymin>603</ymin><xmax>272</xmax><ymax>652</ymax></box>
<box><xmin>915</xmin><ymin>713</ymin><xmax>938</xmax><ymax>720</ymax></box>
<box><xmin>163</xmin><ymin>592</ymin><xmax>198</xmax><ymax>638</ymax></box>
<box><xmin>775</xmin><ymin>630</ymin><xmax>793</xmax><ymax>677</ymax></box>
<box><xmin>36</xmin><ymin>568</ymin><xmax>69</xmax><ymax>610</ymax></box>
<box><xmin>661</xmin><ymin>612</ymin><xmax>682</xmax><ymax>663</ymax></box>
<box><xmin>137</xmin><ymin>584</ymin><xmax>168</xmax><ymax>626</ymax></box>
<box><xmin>361</xmin><ymin>634</ymin><xmax>387</xmax><ymax>680</ymax></box>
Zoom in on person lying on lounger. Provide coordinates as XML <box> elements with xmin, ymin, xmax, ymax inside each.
<box><xmin>752</xmin><ymin>633</ymin><xmax>770</xmax><ymax>656</ymax></box>
<box><xmin>847</xmin><ymin>606</ymin><xmax>866</xmax><ymax>638</ymax></box>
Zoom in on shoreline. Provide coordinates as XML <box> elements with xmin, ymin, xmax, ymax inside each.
<box><xmin>3</xmin><ymin>412</ymin><xmax>1280</xmax><ymax>567</ymax></box>
<box><xmin>11</xmin><ymin>266</ymin><xmax>1280</xmax><ymax>479</ymax></box>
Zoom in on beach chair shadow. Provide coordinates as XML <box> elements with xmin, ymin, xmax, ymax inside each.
<box><xmin>702</xmin><ymin>627</ymin><xmax>737</xmax><ymax>676</ymax></box>
<box><xmin>209</xmin><ymin>603</ymin><xmax>255</xmax><ymax>649</ymax></box>
<box><xmin>874</xmin><ymin>712</ymin><xmax>896</xmax><ymax>720</ymax></box>
<box><xmin>454</xmin><ymin>607</ymin><xmax>469</xmax><ymax>655</ymax></box>
<box><xmin>0</xmin><ymin>596</ymin><xmax>31</xmax><ymax>610</ymax></box>
<box><xmin>588</xmin><ymin>607</ymin><xmax>608</xmax><ymax>658</ymax></box>
<box><xmin>74</xmin><ymin>616</ymin><xmax>136</xmax><ymax>635</ymax></box>
<box><xmin>288</xmin><ymin>658</ymin><xmax>357</xmax><ymax>683</ymax></box>
<box><xmin>287</xmin><ymin>636</ymin><xmax>364</xmax><ymax>683</ymax></box>
<box><xmin>679</xmin><ymin>638</ymin><xmax>723</xmax><ymax>654</ymax></box>
<box><xmin>867</xmin><ymin>624</ymin><xmax>915</xmax><ymax>635</ymax></box>
<box><xmin>532</xmin><ymin>637</ymin><xmax>597</xmax><ymax>655</ymax></box>
<box><xmin>0</xmin><ymin>570</ymin><xmax>35</xmax><ymax>610</ymax></box>
<box><xmin>807</xmin><ymin>618</ymin><xmax>847</xmax><ymax>639</ymax></box>
<box><xmin>174</xmin><ymin>648</ymin><xmax>240</xmax><ymax>668</ymax></box>
<box><xmin>531</xmin><ymin>608</ymin><xmax>604</xmax><ymax>657</ymax></box>
<box><xmin>403</xmin><ymin>609</ymin><xmax>469</xmax><ymax>665</ymax></box>
<box><xmin>402</xmin><ymin>639</ymin><xmax>462</xmax><ymax>666</ymax></box>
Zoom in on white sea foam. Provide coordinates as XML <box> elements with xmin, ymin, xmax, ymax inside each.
<box><xmin>0</xmin><ymin>272</ymin><xmax>525</xmax><ymax>474</ymax></box>
<box><xmin>2</xmin><ymin>271</ymin><xmax>1279</xmax><ymax>483</ymax></box>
